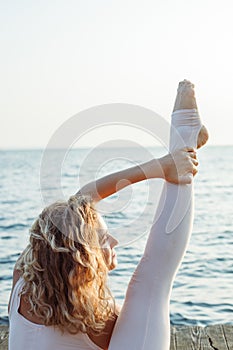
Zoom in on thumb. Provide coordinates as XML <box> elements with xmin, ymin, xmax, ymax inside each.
<box><xmin>178</xmin><ymin>173</ymin><xmax>193</xmax><ymax>185</ymax></box>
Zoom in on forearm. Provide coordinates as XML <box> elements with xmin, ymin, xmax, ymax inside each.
<box><xmin>76</xmin><ymin>158</ymin><xmax>163</xmax><ymax>202</ymax></box>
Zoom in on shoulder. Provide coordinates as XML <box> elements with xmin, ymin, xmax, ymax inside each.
<box><xmin>87</xmin><ymin>304</ymin><xmax>122</xmax><ymax>348</ymax></box>
<box><xmin>8</xmin><ymin>267</ymin><xmax>22</xmax><ymax>313</ymax></box>
<box><xmin>87</xmin><ymin>313</ymin><xmax>118</xmax><ymax>349</ymax></box>
<box><xmin>13</xmin><ymin>268</ymin><xmax>22</xmax><ymax>284</ymax></box>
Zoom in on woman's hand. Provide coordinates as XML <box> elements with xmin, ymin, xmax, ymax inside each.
<box><xmin>159</xmin><ymin>147</ymin><xmax>198</xmax><ymax>185</ymax></box>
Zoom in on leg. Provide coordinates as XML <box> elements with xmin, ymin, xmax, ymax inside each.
<box><xmin>109</xmin><ymin>81</ymin><xmax>208</xmax><ymax>350</ymax></box>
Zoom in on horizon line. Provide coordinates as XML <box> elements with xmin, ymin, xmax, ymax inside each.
<box><xmin>0</xmin><ymin>144</ymin><xmax>233</xmax><ymax>151</ymax></box>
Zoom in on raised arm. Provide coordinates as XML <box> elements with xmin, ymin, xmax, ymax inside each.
<box><xmin>75</xmin><ymin>148</ymin><xmax>198</xmax><ymax>202</ymax></box>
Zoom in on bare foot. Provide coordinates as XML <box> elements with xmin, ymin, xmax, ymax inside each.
<box><xmin>173</xmin><ymin>79</ymin><xmax>197</xmax><ymax>111</ymax></box>
<box><xmin>173</xmin><ymin>80</ymin><xmax>209</xmax><ymax>149</ymax></box>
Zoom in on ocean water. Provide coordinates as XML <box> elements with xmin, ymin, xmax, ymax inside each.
<box><xmin>0</xmin><ymin>146</ymin><xmax>233</xmax><ymax>326</ymax></box>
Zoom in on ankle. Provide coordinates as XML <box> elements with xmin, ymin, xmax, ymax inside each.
<box><xmin>171</xmin><ymin>109</ymin><xmax>201</xmax><ymax>128</ymax></box>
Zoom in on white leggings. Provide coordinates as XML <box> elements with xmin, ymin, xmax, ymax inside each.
<box><xmin>109</xmin><ymin>109</ymin><xmax>202</xmax><ymax>350</ymax></box>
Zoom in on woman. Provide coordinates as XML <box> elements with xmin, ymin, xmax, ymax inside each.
<box><xmin>8</xmin><ymin>80</ymin><xmax>208</xmax><ymax>350</ymax></box>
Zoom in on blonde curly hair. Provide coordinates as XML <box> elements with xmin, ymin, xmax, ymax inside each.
<box><xmin>16</xmin><ymin>195</ymin><xmax>115</xmax><ymax>334</ymax></box>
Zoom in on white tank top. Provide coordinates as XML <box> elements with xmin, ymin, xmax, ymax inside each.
<box><xmin>8</xmin><ymin>277</ymin><xmax>102</xmax><ymax>350</ymax></box>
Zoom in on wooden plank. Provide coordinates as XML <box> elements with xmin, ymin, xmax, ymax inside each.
<box><xmin>0</xmin><ymin>326</ymin><xmax>8</xmax><ymax>350</ymax></box>
<box><xmin>170</xmin><ymin>326</ymin><xmax>177</xmax><ymax>350</ymax></box>
<box><xmin>174</xmin><ymin>325</ymin><xmax>212</xmax><ymax>350</ymax></box>
<box><xmin>190</xmin><ymin>326</ymin><xmax>212</xmax><ymax>349</ymax></box>
<box><xmin>172</xmin><ymin>325</ymin><xmax>231</xmax><ymax>349</ymax></box>
<box><xmin>206</xmin><ymin>324</ymin><xmax>228</xmax><ymax>350</ymax></box>
<box><xmin>222</xmin><ymin>324</ymin><xmax>233</xmax><ymax>349</ymax></box>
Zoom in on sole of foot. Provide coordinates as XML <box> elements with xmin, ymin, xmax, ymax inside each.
<box><xmin>197</xmin><ymin>125</ymin><xmax>209</xmax><ymax>149</ymax></box>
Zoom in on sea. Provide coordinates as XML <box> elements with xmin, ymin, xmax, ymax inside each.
<box><xmin>0</xmin><ymin>145</ymin><xmax>233</xmax><ymax>326</ymax></box>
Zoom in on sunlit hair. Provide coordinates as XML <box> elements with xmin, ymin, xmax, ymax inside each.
<box><xmin>16</xmin><ymin>195</ymin><xmax>115</xmax><ymax>334</ymax></box>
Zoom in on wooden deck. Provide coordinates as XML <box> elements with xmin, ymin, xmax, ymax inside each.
<box><xmin>0</xmin><ymin>326</ymin><xmax>8</xmax><ymax>350</ymax></box>
<box><xmin>1</xmin><ymin>324</ymin><xmax>233</xmax><ymax>349</ymax></box>
<box><xmin>170</xmin><ymin>325</ymin><xmax>233</xmax><ymax>349</ymax></box>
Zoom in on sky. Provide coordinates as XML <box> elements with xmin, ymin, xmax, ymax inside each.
<box><xmin>1</xmin><ymin>0</ymin><xmax>233</xmax><ymax>149</ymax></box>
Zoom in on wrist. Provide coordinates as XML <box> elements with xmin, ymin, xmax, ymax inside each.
<box><xmin>157</xmin><ymin>156</ymin><xmax>170</xmax><ymax>180</ymax></box>
<box><xmin>142</xmin><ymin>158</ymin><xmax>164</xmax><ymax>179</ymax></box>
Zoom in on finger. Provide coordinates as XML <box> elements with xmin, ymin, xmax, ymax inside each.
<box><xmin>191</xmin><ymin>158</ymin><xmax>199</xmax><ymax>166</ymax></box>
<box><xmin>178</xmin><ymin>173</ymin><xmax>193</xmax><ymax>185</ymax></box>
<box><xmin>189</xmin><ymin>151</ymin><xmax>197</xmax><ymax>159</ymax></box>
<box><xmin>192</xmin><ymin>165</ymin><xmax>198</xmax><ymax>176</ymax></box>
<box><xmin>180</xmin><ymin>147</ymin><xmax>195</xmax><ymax>154</ymax></box>
<box><xmin>186</xmin><ymin>158</ymin><xmax>198</xmax><ymax>172</ymax></box>
<box><xmin>185</xmin><ymin>161</ymin><xmax>198</xmax><ymax>175</ymax></box>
